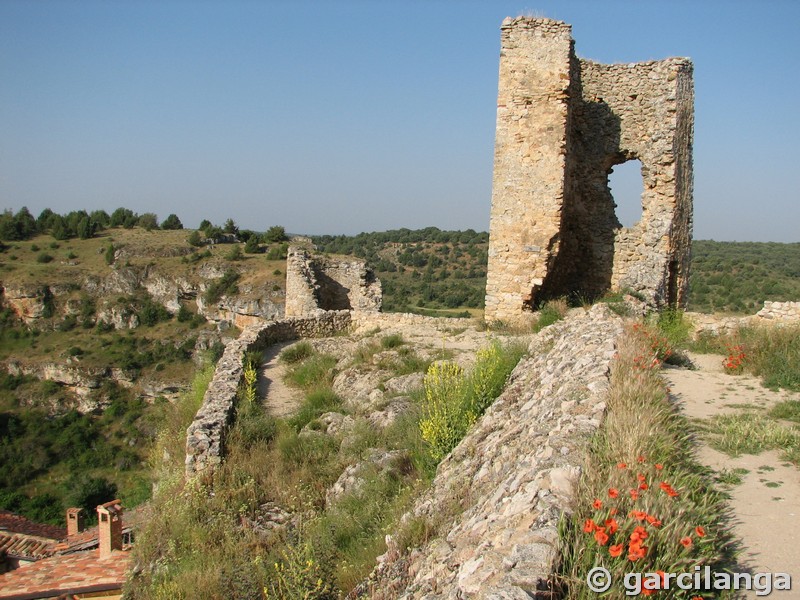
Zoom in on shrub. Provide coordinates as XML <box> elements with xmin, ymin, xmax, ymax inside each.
<box><xmin>266</xmin><ymin>243</ymin><xmax>288</xmax><ymax>260</ymax></box>
<box><xmin>419</xmin><ymin>341</ymin><xmax>524</xmax><ymax>463</ymax></box>
<box><xmin>204</xmin><ymin>269</ymin><xmax>240</xmax><ymax>304</ymax></box>
<box><xmin>36</xmin><ymin>252</ymin><xmax>53</xmax><ymax>263</ymax></box>
<box><xmin>289</xmin><ymin>388</ymin><xmax>343</xmax><ymax>430</ymax></box>
<box><xmin>104</xmin><ymin>243</ymin><xmax>115</xmax><ymax>265</ymax></box>
<box><xmin>285</xmin><ymin>354</ymin><xmax>337</xmax><ymax>390</ymax></box>
<box><xmin>533</xmin><ymin>298</ymin><xmax>568</xmax><ymax>332</ymax></box>
<box><xmin>137</xmin><ymin>297</ymin><xmax>171</xmax><ymax>326</ymax></box>
<box><xmin>244</xmin><ymin>236</ymin><xmax>261</xmax><ymax>254</ymax></box>
<box><xmin>654</xmin><ymin>307</ymin><xmax>691</xmax><ymax>347</ymax></box>
<box><xmin>187</xmin><ymin>230</ymin><xmax>203</xmax><ymax>247</ymax></box>
<box><xmin>225</xmin><ymin>244</ymin><xmax>243</xmax><ymax>261</ymax></box>
<box><xmin>264</xmin><ymin>541</ymin><xmax>338</xmax><ymax>600</ymax></box>
<box><xmin>380</xmin><ymin>334</ymin><xmax>404</xmax><ymax>349</ymax></box>
<box><xmin>418</xmin><ymin>361</ymin><xmax>466</xmax><ymax>462</ymax></box>
<box><xmin>279</xmin><ymin>341</ymin><xmax>314</xmax><ymax>364</ymax></box>
<box><xmin>176</xmin><ymin>305</ymin><xmax>192</xmax><ymax>323</ymax></box>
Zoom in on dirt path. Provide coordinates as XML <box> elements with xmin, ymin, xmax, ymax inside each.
<box><xmin>257</xmin><ymin>342</ymin><xmax>303</xmax><ymax>418</ymax></box>
<box><xmin>663</xmin><ymin>354</ymin><xmax>800</xmax><ymax>598</ymax></box>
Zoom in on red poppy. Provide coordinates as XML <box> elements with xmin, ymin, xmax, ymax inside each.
<box><xmin>583</xmin><ymin>519</ymin><xmax>596</xmax><ymax>533</ymax></box>
<box><xmin>695</xmin><ymin>526</ymin><xmax>706</xmax><ymax>537</ymax></box>
<box><xmin>617</xmin><ymin>462</ymin><xmax>628</xmax><ymax>469</ymax></box>
<box><xmin>637</xmin><ymin>473</ymin><xmax>646</xmax><ymax>482</ymax></box>
<box><xmin>609</xmin><ymin>507</ymin><xmax>618</xmax><ymax>516</ymax></box>
<box><xmin>637</xmin><ymin>455</ymin><xmax>646</xmax><ymax>463</ymax></box>
<box><xmin>632</xmin><ymin>526</ymin><xmax>648</xmax><ymax>541</ymax></box>
<box><xmin>645</xmin><ymin>515</ymin><xmax>662</xmax><ymax>527</ymax></box>
<box><xmin>595</xmin><ymin>529</ymin><xmax>610</xmax><ymax>546</ymax></box>
<box><xmin>631</xmin><ymin>510</ymin><xmax>647</xmax><ymax>522</ymax></box>
<box><xmin>639</xmin><ymin>482</ymin><xmax>649</xmax><ymax>490</ymax></box>
<box><xmin>630</xmin><ymin>489</ymin><xmax>640</xmax><ymax>500</ymax></box>
<box><xmin>627</xmin><ymin>542</ymin><xmax>647</xmax><ymax>561</ymax></box>
<box><xmin>655</xmin><ymin>464</ymin><xmax>664</xmax><ymax>470</ymax></box>
<box><xmin>680</xmin><ymin>536</ymin><xmax>692</xmax><ymax>548</ymax></box>
<box><xmin>605</xmin><ymin>518</ymin><xmax>619</xmax><ymax>534</ymax></box>
<box><xmin>608</xmin><ymin>488</ymin><xmax>619</xmax><ymax>499</ymax></box>
<box><xmin>609</xmin><ymin>543</ymin><xmax>623</xmax><ymax>558</ymax></box>
<box><xmin>592</xmin><ymin>498</ymin><xmax>603</xmax><ymax>509</ymax></box>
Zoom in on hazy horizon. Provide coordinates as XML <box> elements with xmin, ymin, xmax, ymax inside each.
<box><xmin>2</xmin><ymin>1</ymin><xmax>799</xmax><ymax>243</ymax></box>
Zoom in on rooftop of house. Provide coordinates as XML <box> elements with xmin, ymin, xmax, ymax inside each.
<box><xmin>0</xmin><ymin>546</ymin><xmax>131</xmax><ymax>599</ymax></box>
<box><xmin>0</xmin><ymin>532</ymin><xmax>57</xmax><ymax>562</ymax></box>
<box><xmin>0</xmin><ymin>511</ymin><xmax>66</xmax><ymax>541</ymax></box>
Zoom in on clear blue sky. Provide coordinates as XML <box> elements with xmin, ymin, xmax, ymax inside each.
<box><xmin>1</xmin><ymin>1</ymin><xmax>798</xmax><ymax>242</ymax></box>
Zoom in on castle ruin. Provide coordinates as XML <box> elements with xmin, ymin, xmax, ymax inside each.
<box><xmin>284</xmin><ymin>246</ymin><xmax>382</xmax><ymax>317</ymax></box>
<box><xmin>485</xmin><ymin>17</ymin><xmax>694</xmax><ymax>323</ymax></box>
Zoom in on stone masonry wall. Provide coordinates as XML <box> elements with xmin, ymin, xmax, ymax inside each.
<box><xmin>485</xmin><ymin>16</ymin><xmax>693</xmax><ymax>323</ymax></box>
<box><xmin>284</xmin><ymin>246</ymin><xmax>382</xmax><ymax>317</ymax></box>
<box><xmin>184</xmin><ymin>311</ymin><xmax>351</xmax><ymax>475</ymax></box>
<box><xmin>484</xmin><ymin>18</ymin><xmax>574</xmax><ymax>325</ymax></box>
<box><xmin>361</xmin><ymin>304</ymin><xmax>624</xmax><ymax>598</ymax></box>
<box><xmin>757</xmin><ymin>301</ymin><xmax>800</xmax><ymax>322</ymax></box>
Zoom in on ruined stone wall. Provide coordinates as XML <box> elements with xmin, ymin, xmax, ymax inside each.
<box><xmin>285</xmin><ymin>247</ymin><xmax>382</xmax><ymax>317</ymax></box>
<box><xmin>485</xmin><ymin>16</ymin><xmax>693</xmax><ymax>324</ymax></box>
<box><xmin>757</xmin><ymin>301</ymin><xmax>800</xmax><ymax>322</ymax></box>
<box><xmin>184</xmin><ymin>311</ymin><xmax>351</xmax><ymax>475</ymax></box>
<box><xmin>360</xmin><ymin>304</ymin><xmax>623</xmax><ymax>598</ymax></box>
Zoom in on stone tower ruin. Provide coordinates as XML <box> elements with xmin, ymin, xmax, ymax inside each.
<box><xmin>484</xmin><ymin>17</ymin><xmax>694</xmax><ymax>324</ymax></box>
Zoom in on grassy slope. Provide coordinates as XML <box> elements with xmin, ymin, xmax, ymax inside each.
<box><xmin>0</xmin><ymin>227</ymin><xmax>286</xmax><ymax>523</ymax></box>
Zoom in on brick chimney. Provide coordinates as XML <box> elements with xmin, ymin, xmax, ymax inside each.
<box><xmin>96</xmin><ymin>500</ymin><xmax>123</xmax><ymax>559</ymax></box>
<box><xmin>66</xmin><ymin>507</ymin><xmax>85</xmax><ymax>537</ymax></box>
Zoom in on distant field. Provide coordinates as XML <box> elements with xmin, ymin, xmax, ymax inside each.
<box><xmin>688</xmin><ymin>240</ymin><xmax>800</xmax><ymax>314</ymax></box>
<box><xmin>314</xmin><ymin>232</ymin><xmax>800</xmax><ymax>316</ymax></box>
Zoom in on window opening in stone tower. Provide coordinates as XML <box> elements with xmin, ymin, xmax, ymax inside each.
<box><xmin>608</xmin><ymin>158</ymin><xmax>644</xmax><ymax>228</ymax></box>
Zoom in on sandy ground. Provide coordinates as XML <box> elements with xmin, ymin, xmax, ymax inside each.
<box><xmin>257</xmin><ymin>342</ymin><xmax>303</xmax><ymax>418</ymax></box>
<box><xmin>663</xmin><ymin>353</ymin><xmax>800</xmax><ymax>598</ymax></box>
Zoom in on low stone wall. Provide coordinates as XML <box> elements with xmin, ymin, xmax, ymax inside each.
<box><xmin>350</xmin><ymin>310</ymin><xmax>472</xmax><ymax>334</ymax></box>
<box><xmin>361</xmin><ymin>304</ymin><xmax>623</xmax><ymax>598</ymax></box>
<box><xmin>687</xmin><ymin>300</ymin><xmax>800</xmax><ymax>340</ymax></box>
<box><xmin>184</xmin><ymin>311</ymin><xmax>351</xmax><ymax>475</ymax></box>
<box><xmin>757</xmin><ymin>301</ymin><xmax>800</xmax><ymax>322</ymax></box>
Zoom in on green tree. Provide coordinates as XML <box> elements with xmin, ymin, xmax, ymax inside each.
<box><xmin>110</xmin><ymin>207</ymin><xmax>136</xmax><ymax>228</ymax></box>
<box><xmin>161</xmin><ymin>213</ymin><xmax>183</xmax><ymax>230</ymax></box>
<box><xmin>90</xmin><ymin>209</ymin><xmax>111</xmax><ymax>229</ymax></box>
<box><xmin>138</xmin><ymin>213</ymin><xmax>159</xmax><ymax>231</ymax></box>
<box><xmin>223</xmin><ymin>218</ymin><xmax>239</xmax><ymax>236</ymax></box>
<box><xmin>76</xmin><ymin>217</ymin><xmax>96</xmax><ymax>240</ymax></box>
<box><xmin>244</xmin><ymin>236</ymin><xmax>261</xmax><ymax>254</ymax></box>
<box><xmin>187</xmin><ymin>230</ymin><xmax>203</xmax><ymax>247</ymax></box>
<box><xmin>67</xmin><ymin>476</ymin><xmax>118</xmax><ymax>522</ymax></box>
<box><xmin>265</xmin><ymin>225</ymin><xmax>288</xmax><ymax>243</ymax></box>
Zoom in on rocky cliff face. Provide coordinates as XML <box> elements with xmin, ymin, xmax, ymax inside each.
<box><xmin>358</xmin><ymin>304</ymin><xmax>623</xmax><ymax>599</ymax></box>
